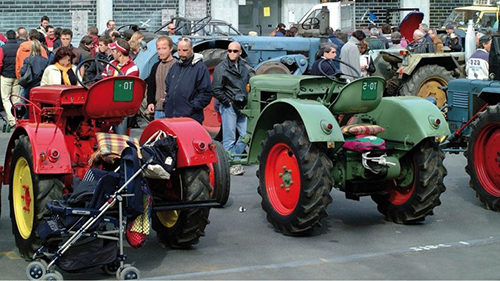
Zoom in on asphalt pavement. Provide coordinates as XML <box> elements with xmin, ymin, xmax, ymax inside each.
<box><xmin>0</xmin><ymin>127</ymin><xmax>499</xmax><ymax>280</ymax></box>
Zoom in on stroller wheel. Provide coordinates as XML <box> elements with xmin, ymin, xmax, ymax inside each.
<box><xmin>26</xmin><ymin>260</ymin><xmax>47</xmax><ymax>280</ymax></box>
<box><xmin>101</xmin><ymin>259</ymin><xmax>120</xmax><ymax>276</ymax></box>
<box><xmin>42</xmin><ymin>270</ymin><xmax>63</xmax><ymax>281</ymax></box>
<box><xmin>117</xmin><ymin>265</ymin><xmax>140</xmax><ymax>280</ymax></box>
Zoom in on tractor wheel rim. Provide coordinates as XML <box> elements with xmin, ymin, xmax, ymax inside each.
<box><xmin>388</xmin><ymin>158</ymin><xmax>416</xmax><ymax>205</ymax></box>
<box><xmin>473</xmin><ymin>122</ymin><xmax>500</xmax><ymax>197</ymax></box>
<box><xmin>13</xmin><ymin>157</ymin><xmax>34</xmax><ymax>239</ymax></box>
<box><xmin>264</xmin><ymin>143</ymin><xmax>301</xmax><ymax>216</ymax></box>
<box><xmin>157</xmin><ymin>211</ymin><xmax>179</xmax><ymax>228</ymax></box>
<box><xmin>417</xmin><ymin>77</ymin><xmax>447</xmax><ymax>108</ymax></box>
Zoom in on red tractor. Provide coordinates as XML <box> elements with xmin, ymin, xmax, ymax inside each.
<box><xmin>1</xmin><ymin>63</ymin><xmax>229</xmax><ymax>260</ymax></box>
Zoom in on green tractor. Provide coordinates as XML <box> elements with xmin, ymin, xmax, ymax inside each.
<box><xmin>236</xmin><ymin>63</ymin><xmax>450</xmax><ymax>236</ymax></box>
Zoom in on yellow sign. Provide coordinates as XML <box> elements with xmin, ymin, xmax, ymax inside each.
<box><xmin>263</xmin><ymin>7</ymin><xmax>270</xmax><ymax>17</ymax></box>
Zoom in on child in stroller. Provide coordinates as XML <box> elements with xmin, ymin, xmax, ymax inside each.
<box><xmin>26</xmin><ymin>137</ymin><xmax>176</xmax><ymax>281</ymax></box>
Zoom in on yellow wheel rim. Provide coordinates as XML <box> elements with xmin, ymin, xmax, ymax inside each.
<box><xmin>417</xmin><ymin>77</ymin><xmax>448</xmax><ymax>108</ymax></box>
<box><xmin>157</xmin><ymin>211</ymin><xmax>179</xmax><ymax>228</ymax></box>
<box><xmin>12</xmin><ymin>157</ymin><xmax>34</xmax><ymax>239</ymax></box>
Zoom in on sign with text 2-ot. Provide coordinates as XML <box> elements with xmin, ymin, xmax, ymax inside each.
<box><xmin>114</xmin><ymin>80</ymin><xmax>134</xmax><ymax>102</ymax></box>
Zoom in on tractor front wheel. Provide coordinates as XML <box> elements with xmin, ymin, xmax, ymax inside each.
<box><xmin>257</xmin><ymin>120</ymin><xmax>333</xmax><ymax>236</ymax></box>
<box><xmin>152</xmin><ymin>166</ymin><xmax>211</xmax><ymax>248</ymax></box>
<box><xmin>372</xmin><ymin>139</ymin><xmax>447</xmax><ymax>223</ymax></box>
<box><xmin>465</xmin><ymin>104</ymin><xmax>500</xmax><ymax>211</ymax></box>
<box><xmin>9</xmin><ymin>135</ymin><xmax>64</xmax><ymax>259</ymax></box>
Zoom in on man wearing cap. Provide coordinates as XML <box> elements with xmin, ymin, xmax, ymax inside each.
<box><xmin>102</xmin><ymin>38</ymin><xmax>139</xmax><ymax>134</ymax></box>
<box><xmin>466</xmin><ymin>35</ymin><xmax>492</xmax><ymax>80</ymax></box>
<box><xmin>389</xmin><ymin>32</ymin><xmax>402</xmax><ymax>49</ymax></box>
<box><xmin>102</xmin><ymin>38</ymin><xmax>139</xmax><ymax>77</ymax></box>
<box><xmin>164</xmin><ymin>38</ymin><xmax>212</xmax><ymax>124</ymax></box>
<box><xmin>444</xmin><ymin>24</ymin><xmax>462</xmax><ymax>50</ymax></box>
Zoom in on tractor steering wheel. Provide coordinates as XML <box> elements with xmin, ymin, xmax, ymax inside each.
<box><xmin>190</xmin><ymin>16</ymin><xmax>212</xmax><ymax>34</ymax></box>
<box><xmin>318</xmin><ymin>59</ymin><xmax>361</xmax><ymax>83</ymax></box>
<box><xmin>302</xmin><ymin>17</ymin><xmax>321</xmax><ymax>30</ymax></box>
<box><xmin>116</xmin><ymin>24</ymin><xmax>139</xmax><ymax>32</ymax></box>
<box><xmin>76</xmin><ymin>58</ymin><xmax>123</xmax><ymax>90</ymax></box>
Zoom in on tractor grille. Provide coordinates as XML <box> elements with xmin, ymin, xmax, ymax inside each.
<box><xmin>452</xmin><ymin>91</ymin><xmax>469</xmax><ymax>109</ymax></box>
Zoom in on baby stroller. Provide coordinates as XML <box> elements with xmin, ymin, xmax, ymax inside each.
<box><xmin>25</xmin><ymin>139</ymin><xmax>174</xmax><ymax>281</ymax></box>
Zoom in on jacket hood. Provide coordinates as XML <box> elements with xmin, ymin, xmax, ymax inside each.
<box><xmin>192</xmin><ymin>53</ymin><xmax>203</xmax><ymax>65</ymax></box>
<box><xmin>18</xmin><ymin>41</ymin><xmax>31</xmax><ymax>53</ymax></box>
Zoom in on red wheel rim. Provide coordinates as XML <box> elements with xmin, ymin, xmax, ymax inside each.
<box><xmin>387</xmin><ymin>159</ymin><xmax>416</xmax><ymax>205</ymax></box>
<box><xmin>473</xmin><ymin>122</ymin><xmax>500</xmax><ymax>197</ymax></box>
<box><xmin>264</xmin><ymin>143</ymin><xmax>301</xmax><ymax>216</ymax></box>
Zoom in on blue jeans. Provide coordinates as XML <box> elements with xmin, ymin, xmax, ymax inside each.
<box><xmin>220</xmin><ymin>105</ymin><xmax>247</xmax><ymax>160</ymax></box>
<box><xmin>20</xmin><ymin>87</ymin><xmax>30</xmax><ymax>119</ymax></box>
<box><xmin>114</xmin><ymin>117</ymin><xmax>128</xmax><ymax>135</ymax></box>
<box><xmin>154</xmin><ymin>110</ymin><xmax>165</xmax><ymax>119</ymax></box>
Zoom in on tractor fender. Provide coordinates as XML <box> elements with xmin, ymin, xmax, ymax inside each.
<box><xmin>363</xmin><ymin>97</ymin><xmax>451</xmax><ymax>150</ymax></box>
<box><xmin>247</xmin><ymin>99</ymin><xmax>343</xmax><ymax>164</ymax></box>
<box><xmin>139</xmin><ymin>118</ymin><xmax>217</xmax><ymax>168</ymax></box>
<box><xmin>401</xmin><ymin>53</ymin><xmax>463</xmax><ymax>77</ymax></box>
<box><xmin>3</xmin><ymin>123</ymin><xmax>72</xmax><ymax>184</ymax></box>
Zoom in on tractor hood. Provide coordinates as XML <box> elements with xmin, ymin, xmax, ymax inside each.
<box><xmin>399</xmin><ymin>11</ymin><xmax>424</xmax><ymax>41</ymax></box>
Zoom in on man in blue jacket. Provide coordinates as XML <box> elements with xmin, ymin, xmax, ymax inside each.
<box><xmin>164</xmin><ymin>38</ymin><xmax>212</xmax><ymax>123</ymax></box>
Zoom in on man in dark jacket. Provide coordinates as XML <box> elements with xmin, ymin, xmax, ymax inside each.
<box><xmin>212</xmin><ymin>41</ymin><xmax>250</xmax><ymax>175</ymax></box>
<box><xmin>85</xmin><ymin>35</ymin><xmax>113</xmax><ymax>82</ymax></box>
<box><xmin>311</xmin><ymin>42</ymin><xmax>338</xmax><ymax>76</ymax></box>
<box><xmin>0</xmin><ymin>30</ymin><xmax>21</xmax><ymax>128</ymax></box>
<box><xmin>52</xmin><ymin>29</ymin><xmax>81</xmax><ymax>65</ymax></box>
<box><xmin>164</xmin><ymin>38</ymin><xmax>212</xmax><ymax>124</ymax></box>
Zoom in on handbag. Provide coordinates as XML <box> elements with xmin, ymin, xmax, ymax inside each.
<box><xmin>18</xmin><ymin>61</ymin><xmax>33</xmax><ymax>88</ymax></box>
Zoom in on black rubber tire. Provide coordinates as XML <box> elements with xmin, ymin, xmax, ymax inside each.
<box><xmin>465</xmin><ymin>104</ymin><xmax>500</xmax><ymax>211</ymax></box>
<box><xmin>257</xmin><ymin>120</ymin><xmax>333</xmax><ymax>236</ymax></box>
<box><xmin>399</xmin><ymin>65</ymin><xmax>454</xmax><ymax>107</ymax></box>
<box><xmin>200</xmin><ymin>48</ymin><xmax>226</xmax><ymax>69</ymax></box>
<box><xmin>9</xmin><ymin>135</ymin><xmax>64</xmax><ymax>260</ymax></box>
<box><xmin>211</xmin><ymin>141</ymin><xmax>231</xmax><ymax>207</ymax></box>
<box><xmin>372</xmin><ymin>139</ymin><xmax>447</xmax><ymax>224</ymax></box>
<box><xmin>152</xmin><ymin>166</ymin><xmax>211</xmax><ymax>249</ymax></box>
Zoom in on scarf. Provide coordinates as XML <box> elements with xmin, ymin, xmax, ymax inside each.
<box><xmin>55</xmin><ymin>62</ymin><xmax>72</xmax><ymax>85</ymax></box>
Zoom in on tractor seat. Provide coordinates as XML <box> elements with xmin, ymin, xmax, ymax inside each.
<box><xmin>341</xmin><ymin>124</ymin><xmax>385</xmax><ymax>136</ymax></box>
<box><xmin>330</xmin><ymin>76</ymin><xmax>386</xmax><ymax>115</ymax></box>
<box><xmin>83</xmin><ymin>76</ymin><xmax>146</xmax><ymax>120</ymax></box>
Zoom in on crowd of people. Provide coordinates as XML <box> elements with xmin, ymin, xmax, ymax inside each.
<box><xmin>307</xmin><ymin>22</ymin><xmax>493</xmax><ymax>82</ymax></box>
<box><xmin>0</xmin><ymin>16</ymin><xmax>494</xmax><ymax>175</ymax></box>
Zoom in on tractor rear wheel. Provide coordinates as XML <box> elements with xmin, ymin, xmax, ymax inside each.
<box><xmin>152</xmin><ymin>166</ymin><xmax>211</xmax><ymax>248</ymax></box>
<box><xmin>400</xmin><ymin>65</ymin><xmax>454</xmax><ymax>108</ymax></box>
<box><xmin>9</xmin><ymin>135</ymin><xmax>64</xmax><ymax>260</ymax></box>
<box><xmin>257</xmin><ymin>120</ymin><xmax>333</xmax><ymax>236</ymax></box>
<box><xmin>210</xmin><ymin>141</ymin><xmax>231</xmax><ymax>207</ymax></box>
<box><xmin>465</xmin><ymin>104</ymin><xmax>500</xmax><ymax>211</ymax></box>
<box><xmin>372</xmin><ymin>139</ymin><xmax>447</xmax><ymax>224</ymax></box>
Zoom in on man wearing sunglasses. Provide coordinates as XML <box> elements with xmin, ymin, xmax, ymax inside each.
<box><xmin>212</xmin><ymin>41</ymin><xmax>250</xmax><ymax>176</ymax></box>
<box><xmin>167</xmin><ymin>23</ymin><xmax>176</xmax><ymax>36</ymax></box>
<box><xmin>164</xmin><ymin>37</ymin><xmax>212</xmax><ymax>124</ymax></box>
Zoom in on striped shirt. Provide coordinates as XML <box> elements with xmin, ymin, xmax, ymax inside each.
<box><xmin>102</xmin><ymin>58</ymin><xmax>139</xmax><ymax>78</ymax></box>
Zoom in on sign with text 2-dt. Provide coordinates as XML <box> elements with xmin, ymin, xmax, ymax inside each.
<box><xmin>114</xmin><ymin>80</ymin><xmax>134</xmax><ymax>102</ymax></box>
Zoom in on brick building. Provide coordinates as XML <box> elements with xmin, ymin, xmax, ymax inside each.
<box><xmin>0</xmin><ymin>0</ymin><xmax>476</xmax><ymax>37</ymax></box>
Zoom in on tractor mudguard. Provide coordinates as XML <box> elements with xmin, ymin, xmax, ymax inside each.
<box><xmin>400</xmin><ymin>54</ymin><xmax>463</xmax><ymax>77</ymax></box>
<box><xmin>247</xmin><ymin>99</ymin><xmax>343</xmax><ymax>164</ymax></box>
<box><xmin>139</xmin><ymin>118</ymin><xmax>217</xmax><ymax>168</ymax></box>
<box><xmin>363</xmin><ymin>97</ymin><xmax>451</xmax><ymax>150</ymax></box>
<box><xmin>3</xmin><ymin>124</ymin><xmax>72</xmax><ymax>184</ymax></box>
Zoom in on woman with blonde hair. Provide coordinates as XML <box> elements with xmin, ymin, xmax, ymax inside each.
<box><xmin>20</xmin><ymin>39</ymin><xmax>49</xmax><ymax>94</ymax></box>
<box><xmin>128</xmin><ymin>31</ymin><xmax>144</xmax><ymax>60</ymax></box>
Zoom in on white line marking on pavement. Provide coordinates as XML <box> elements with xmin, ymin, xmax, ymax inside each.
<box><xmin>144</xmin><ymin>236</ymin><xmax>500</xmax><ymax>280</ymax></box>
